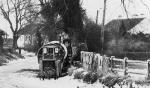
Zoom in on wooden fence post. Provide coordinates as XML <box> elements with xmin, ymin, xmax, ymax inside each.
<box><xmin>124</xmin><ymin>57</ymin><xmax>128</xmax><ymax>76</ymax></box>
<box><xmin>147</xmin><ymin>59</ymin><xmax>150</xmax><ymax>79</ymax></box>
<box><xmin>19</xmin><ymin>48</ymin><xmax>21</xmax><ymax>54</ymax></box>
<box><xmin>102</xmin><ymin>55</ymin><xmax>109</xmax><ymax>75</ymax></box>
<box><xmin>80</xmin><ymin>51</ymin><xmax>84</xmax><ymax>66</ymax></box>
<box><xmin>110</xmin><ymin>56</ymin><xmax>115</xmax><ymax>71</ymax></box>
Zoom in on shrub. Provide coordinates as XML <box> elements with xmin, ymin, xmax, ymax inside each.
<box><xmin>74</xmin><ymin>70</ymin><xmax>84</xmax><ymax>79</ymax></box>
<box><xmin>67</xmin><ymin>66</ymin><xmax>77</xmax><ymax>76</ymax></box>
<box><xmin>73</xmin><ymin>68</ymin><xmax>99</xmax><ymax>84</ymax></box>
<box><xmin>82</xmin><ymin>72</ymin><xmax>98</xmax><ymax>84</ymax></box>
<box><xmin>100</xmin><ymin>73</ymin><xmax>119</xmax><ymax>87</ymax></box>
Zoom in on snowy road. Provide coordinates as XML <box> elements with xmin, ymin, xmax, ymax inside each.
<box><xmin>0</xmin><ymin>52</ymin><xmax>103</xmax><ymax>88</ymax></box>
<box><xmin>0</xmin><ymin>53</ymin><xmax>39</xmax><ymax>88</ymax></box>
<box><xmin>0</xmin><ymin>52</ymin><xmax>149</xmax><ymax>88</ymax></box>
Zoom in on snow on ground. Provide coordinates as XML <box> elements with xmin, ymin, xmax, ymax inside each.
<box><xmin>0</xmin><ymin>51</ymin><xmax>149</xmax><ymax>88</ymax></box>
<box><xmin>0</xmin><ymin>52</ymin><xmax>103</xmax><ymax>88</ymax></box>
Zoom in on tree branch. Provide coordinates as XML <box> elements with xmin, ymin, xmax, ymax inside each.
<box><xmin>6</xmin><ymin>0</ymin><xmax>10</xmax><ymax>15</ymax></box>
<box><xmin>0</xmin><ymin>4</ymin><xmax>14</xmax><ymax>33</ymax></box>
<box><xmin>1</xmin><ymin>0</ymin><xmax>39</xmax><ymax>34</ymax></box>
<box><xmin>121</xmin><ymin>0</ymin><xmax>129</xmax><ymax>18</ymax></box>
<box><xmin>140</xmin><ymin>0</ymin><xmax>150</xmax><ymax>14</ymax></box>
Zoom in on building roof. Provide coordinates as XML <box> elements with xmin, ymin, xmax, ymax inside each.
<box><xmin>18</xmin><ymin>23</ymin><xmax>44</xmax><ymax>35</ymax></box>
<box><xmin>105</xmin><ymin>18</ymin><xmax>144</xmax><ymax>33</ymax></box>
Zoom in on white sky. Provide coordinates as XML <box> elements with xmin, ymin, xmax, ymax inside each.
<box><xmin>0</xmin><ymin>0</ymin><xmax>150</xmax><ymax>37</ymax></box>
<box><xmin>82</xmin><ymin>0</ymin><xmax>150</xmax><ymax>24</ymax></box>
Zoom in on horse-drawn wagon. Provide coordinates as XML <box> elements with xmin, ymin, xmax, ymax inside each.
<box><xmin>37</xmin><ymin>41</ymin><xmax>68</xmax><ymax>79</ymax></box>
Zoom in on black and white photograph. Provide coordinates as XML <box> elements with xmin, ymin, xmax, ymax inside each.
<box><xmin>0</xmin><ymin>0</ymin><xmax>150</xmax><ymax>88</ymax></box>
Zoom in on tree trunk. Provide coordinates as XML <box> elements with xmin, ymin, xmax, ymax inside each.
<box><xmin>0</xmin><ymin>35</ymin><xmax>4</xmax><ymax>53</ymax></box>
<box><xmin>13</xmin><ymin>33</ymin><xmax>19</xmax><ymax>49</ymax></box>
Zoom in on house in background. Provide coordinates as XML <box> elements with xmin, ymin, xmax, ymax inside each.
<box><xmin>105</xmin><ymin>18</ymin><xmax>144</xmax><ymax>38</ymax></box>
<box><xmin>17</xmin><ymin>23</ymin><xmax>67</xmax><ymax>49</ymax></box>
<box><xmin>0</xmin><ymin>29</ymin><xmax>11</xmax><ymax>49</ymax></box>
<box><xmin>104</xmin><ymin>17</ymin><xmax>150</xmax><ymax>55</ymax></box>
<box><xmin>17</xmin><ymin>23</ymin><xmax>44</xmax><ymax>48</ymax></box>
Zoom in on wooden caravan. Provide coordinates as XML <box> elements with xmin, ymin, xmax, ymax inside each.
<box><xmin>37</xmin><ymin>41</ymin><xmax>68</xmax><ymax>78</ymax></box>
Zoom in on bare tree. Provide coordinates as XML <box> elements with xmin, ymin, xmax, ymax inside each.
<box><xmin>0</xmin><ymin>0</ymin><xmax>38</xmax><ymax>49</ymax></box>
<box><xmin>121</xmin><ymin>0</ymin><xmax>150</xmax><ymax>18</ymax></box>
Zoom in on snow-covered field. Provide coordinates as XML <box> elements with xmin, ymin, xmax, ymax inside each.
<box><xmin>0</xmin><ymin>51</ymin><xmax>149</xmax><ymax>88</ymax></box>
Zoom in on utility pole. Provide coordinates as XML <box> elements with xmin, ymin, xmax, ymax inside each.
<box><xmin>96</xmin><ymin>10</ymin><xmax>99</xmax><ymax>24</ymax></box>
<box><xmin>101</xmin><ymin>0</ymin><xmax>107</xmax><ymax>54</ymax></box>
